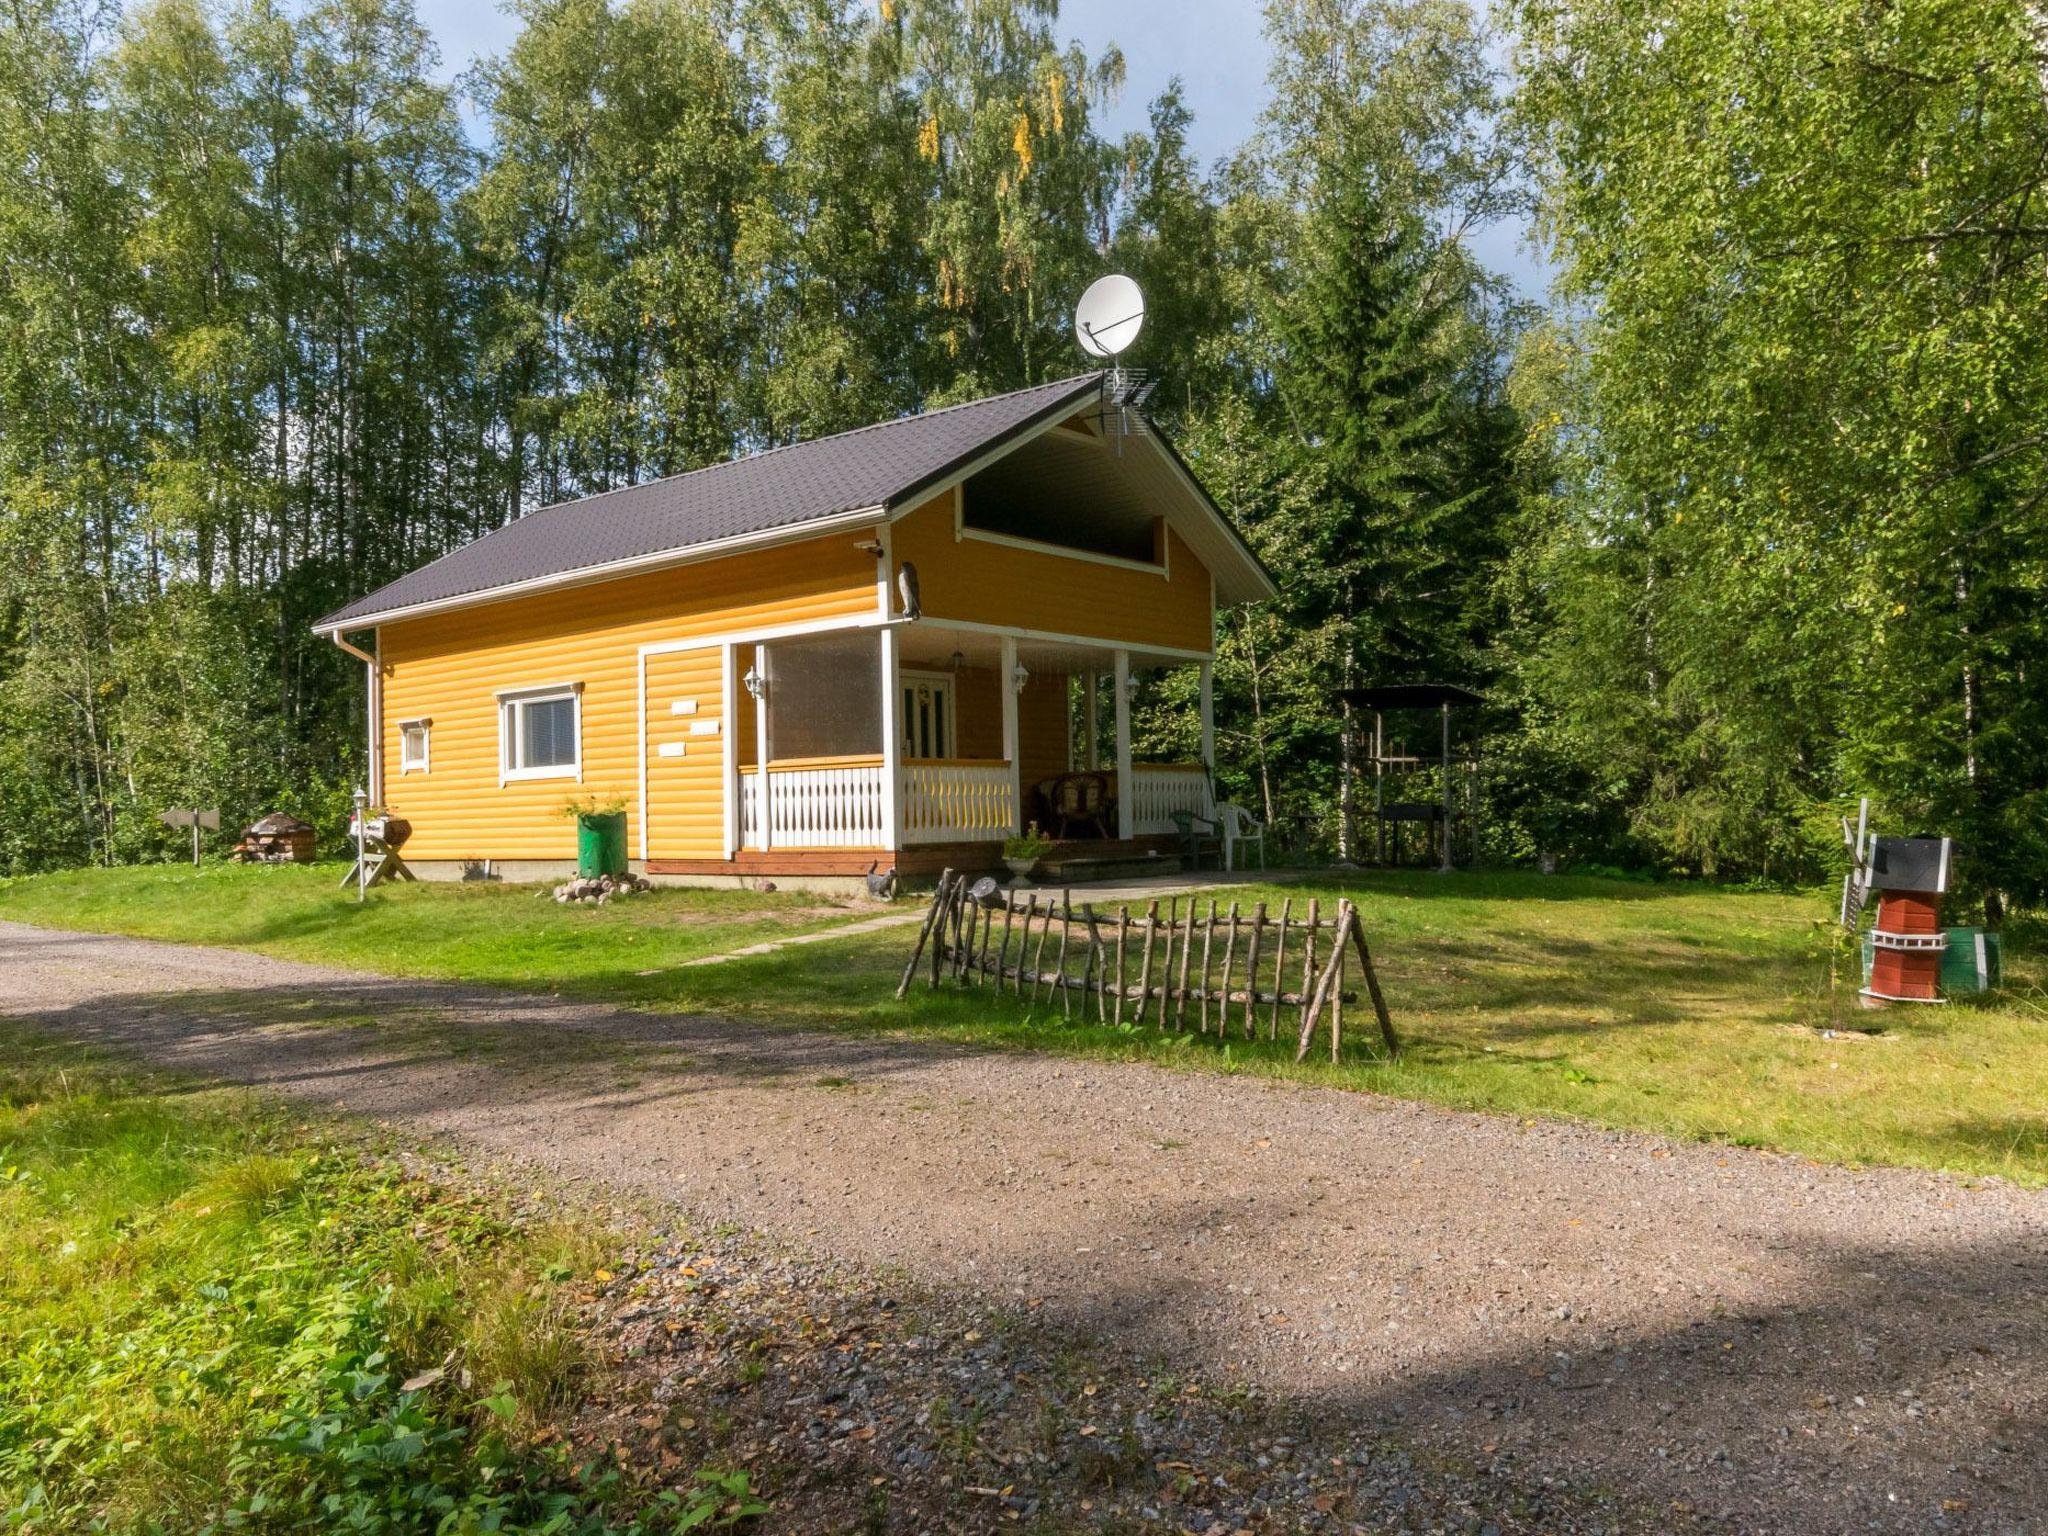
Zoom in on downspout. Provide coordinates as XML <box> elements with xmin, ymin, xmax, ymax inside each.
<box><xmin>328</xmin><ymin>629</ymin><xmax>382</xmax><ymax>807</ymax></box>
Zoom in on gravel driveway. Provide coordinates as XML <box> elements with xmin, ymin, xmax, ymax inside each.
<box><xmin>2</xmin><ymin>919</ymin><xmax>2042</xmax><ymax>1534</ymax></box>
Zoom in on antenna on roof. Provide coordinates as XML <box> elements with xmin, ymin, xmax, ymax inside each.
<box><xmin>1073</xmin><ymin>274</ymin><xmax>1148</xmax><ymax>450</ymax></box>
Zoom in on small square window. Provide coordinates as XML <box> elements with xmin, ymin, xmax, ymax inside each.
<box><xmin>399</xmin><ymin>719</ymin><xmax>431</xmax><ymax>774</ymax></box>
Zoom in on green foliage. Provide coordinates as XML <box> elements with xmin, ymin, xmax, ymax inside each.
<box><xmin>1002</xmin><ymin>823</ymin><xmax>1054</xmax><ymax>861</ymax></box>
<box><xmin>16</xmin><ymin>0</ymin><xmax>2032</xmax><ymax>905</ymax></box>
<box><xmin>0</xmin><ymin>1030</ymin><xmax>759</xmax><ymax>1532</ymax></box>
<box><xmin>1507</xmin><ymin>0</ymin><xmax>2048</xmax><ymax>895</ymax></box>
<box><xmin>0</xmin><ymin>0</ymin><xmax>1530</xmax><ymax>882</ymax></box>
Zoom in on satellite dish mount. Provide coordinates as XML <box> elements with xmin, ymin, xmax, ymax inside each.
<box><xmin>1074</xmin><ymin>274</ymin><xmax>1149</xmax><ymax>447</ymax></box>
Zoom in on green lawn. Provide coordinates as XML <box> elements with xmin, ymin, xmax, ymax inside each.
<box><xmin>0</xmin><ymin>1022</ymin><xmax>760</xmax><ymax>1533</ymax></box>
<box><xmin>0</xmin><ymin>860</ymin><xmax>868</xmax><ymax>990</ymax></box>
<box><xmin>3</xmin><ymin>861</ymin><xmax>2044</xmax><ymax>1186</ymax></box>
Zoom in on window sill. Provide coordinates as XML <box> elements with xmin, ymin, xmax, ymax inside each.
<box><xmin>501</xmin><ymin>765</ymin><xmax>581</xmax><ymax>785</ymax></box>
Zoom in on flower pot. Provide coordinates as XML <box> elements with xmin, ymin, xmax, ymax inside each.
<box><xmin>576</xmin><ymin>811</ymin><xmax>628</xmax><ymax>878</ymax></box>
<box><xmin>1004</xmin><ymin>856</ymin><xmax>1038</xmax><ymax>882</ymax></box>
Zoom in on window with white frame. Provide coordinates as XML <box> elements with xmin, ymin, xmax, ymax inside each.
<box><xmin>498</xmin><ymin>684</ymin><xmax>581</xmax><ymax>782</ymax></box>
<box><xmin>399</xmin><ymin>718</ymin><xmax>431</xmax><ymax>774</ymax></box>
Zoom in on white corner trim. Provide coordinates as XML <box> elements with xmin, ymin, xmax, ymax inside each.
<box><xmin>721</xmin><ymin>643</ymin><xmax>738</xmax><ymax>859</ymax></box>
<box><xmin>638</xmin><ymin>652</ymin><xmax>650</xmax><ymax>862</ymax></box>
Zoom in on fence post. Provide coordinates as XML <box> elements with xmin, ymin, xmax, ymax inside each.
<box><xmin>898</xmin><ymin>869</ymin><xmax>954</xmax><ymax>998</ymax></box>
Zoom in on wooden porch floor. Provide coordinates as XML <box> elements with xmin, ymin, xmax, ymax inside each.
<box><xmin>646</xmin><ymin>834</ymin><xmax>1192</xmax><ymax>884</ymax></box>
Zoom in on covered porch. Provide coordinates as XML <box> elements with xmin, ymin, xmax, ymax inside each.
<box><xmin>713</xmin><ymin>621</ymin><xmax>1215</xmax><ymax>873</ymax></box>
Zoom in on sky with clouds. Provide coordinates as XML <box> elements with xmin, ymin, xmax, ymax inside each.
<box><xmin>412</xmin><ymin>0</ymin><xmax>1545</xmax><ymax>295</ymax></box>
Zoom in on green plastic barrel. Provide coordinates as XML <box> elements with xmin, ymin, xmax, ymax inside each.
<box><xmin>576</xmin><ymin>811</ymin><xmax>628</xmax><ymax>878</ymax></box>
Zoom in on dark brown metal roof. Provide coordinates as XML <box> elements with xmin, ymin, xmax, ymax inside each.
<box><xmin>319</xmin><ymin>373</ymin><xmax>1107</xmax><ymax>629</ymax></box>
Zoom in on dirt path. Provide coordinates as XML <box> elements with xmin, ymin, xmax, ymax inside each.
<box><xmin>2</xmin><ymin>919</ymin><xmax>2042</xmax><ymax>1534</ymax></box>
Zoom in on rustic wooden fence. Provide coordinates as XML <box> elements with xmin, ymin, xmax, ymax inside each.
<box><xmin>896</xmin><ymin>871</ymin><xmax>1398</xmax><ymax>1063</ymax></box>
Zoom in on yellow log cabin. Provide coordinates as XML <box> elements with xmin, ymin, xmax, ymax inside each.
<box><xmin>317</xmin><ymin>373</ymin><xmax>1276</xmax><ymax>887</ymax></box>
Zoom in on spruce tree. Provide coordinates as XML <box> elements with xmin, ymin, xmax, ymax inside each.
<box><xmin>1267</xmin><ymin>132</ymin><xmax>1481</xmax><ymax>851</ymax></box>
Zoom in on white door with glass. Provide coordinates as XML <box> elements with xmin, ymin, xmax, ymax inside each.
<box><xmin>901</xmin><ymin>672</ymin><xmax>955</xmax><ymax>759</ymax></box>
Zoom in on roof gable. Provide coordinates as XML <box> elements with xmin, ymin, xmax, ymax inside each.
<box><xmin>319</xmin><ymin>372</ymin><xmax>1273</xmax><ymax>630</ymax></box>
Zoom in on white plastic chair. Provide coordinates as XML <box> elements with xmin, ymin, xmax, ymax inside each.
<box><xmin>1214</xmin><ymin>803</ymin><xmax>1266</xmax><ymax>872</ymax></box>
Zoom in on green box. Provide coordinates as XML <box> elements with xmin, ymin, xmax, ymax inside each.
<box><xmin>1939</xmin><ymin>927</ymin><xmax>2001</xmax><ymax>994</ymax></box>
<box><xmin>575</xmin><ymin>811</ymin><xmax>628</xmax><ymax>878</ymax></box>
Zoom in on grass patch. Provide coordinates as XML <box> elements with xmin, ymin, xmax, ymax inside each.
<box><xmin>662</xmin><ymin>868</ymin><xmax>2048</xmax><ymax>1186</ymax></box>
<box><xmin>0</xmin><ymin>1022</ymin><xmax>761</xmax><ymax>1533</ymax></box>
<box><xmin>0</xmin><ymin>860</ymin><xmax>869</xmax><ymax>996</ymax></box>
<box><xmin>3</xmin><ymin>862</ymin><xmax>2045</xmax><ymax>1184</ymax></box>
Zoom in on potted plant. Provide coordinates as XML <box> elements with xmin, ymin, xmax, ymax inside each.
<box><xmin>563</xmin><ymin>793</ymin><xmax>630</xmax><ymax>878</ymax></box>
<box><xmin>1003</xmin><ymin>823</ymin><xmax>1054</xmax><ymax>882</ymax></box>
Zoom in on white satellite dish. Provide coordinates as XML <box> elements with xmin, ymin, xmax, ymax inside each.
<box><xmin>1074</xmin><ymin>273</ymin><xmax>1145</xmax><ymax>360</ymax></box>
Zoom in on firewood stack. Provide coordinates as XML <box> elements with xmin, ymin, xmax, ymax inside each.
<box><xmin>233</xmin><ymin>812</ymin><xmax>316</xmax><ymax>864</ymax></box>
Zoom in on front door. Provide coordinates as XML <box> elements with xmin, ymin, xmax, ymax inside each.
<box><xmin>901</xmin><ymin>670</ymin><xmax>955</xmax><ymax>759</ymax></box>
<box><xmin>643</xmin><ymin>646</ymin><xmax>728</xmax><ymax>861</ymax></box>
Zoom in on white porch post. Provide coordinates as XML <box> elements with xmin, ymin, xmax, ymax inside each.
<box><xmin>1198</xmin><ymin>660</ymin><xmax>1214</xmax><ymax>777</ymax></box>
<box><xmin>1000</xmin><ymin>633</ymin><xmax>1023</xmax><ymax>834</ymax></box>
<box><xmin>879</xmin><ymin>627</ymin><xmax>903</xmax><ymax>854</ymax></box>
<box><xmin>1113</xmin><ymin>648</ymin><xmax>1133</xmax><ymax>840</ymax></box>
<box><xmin>1083</xmin><ymin>669</ymin><xmax>1099</xmax><ymax>771</ymax></box>
<box><xmin>753</xmin><ymin>642</ymin><xmax>772</xmax><ymax>851</ymax></box>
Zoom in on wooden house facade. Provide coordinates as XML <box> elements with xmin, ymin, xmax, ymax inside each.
<box><xmin>318</xmin><ymin>374</ymin><xmax>1275</xmax><ymax>887</ymax></box>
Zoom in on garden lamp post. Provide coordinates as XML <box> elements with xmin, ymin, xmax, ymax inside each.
<box><xmin>353</xmin><ymin>787</ymin><xmax>368</xmax><ymax>904</ymax></box>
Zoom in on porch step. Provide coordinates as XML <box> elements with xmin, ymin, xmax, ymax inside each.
<box><xmin>1033</xmin><ymin>850</ymin><xmax>1183</xmax><ymax>884</ymax></box>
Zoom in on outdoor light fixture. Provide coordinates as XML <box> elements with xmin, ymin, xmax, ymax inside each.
<box><xmin>950</xmin><ymin>649</ymin><xmax>965</xmax><ymax>672</ymax></box>
<box><xmin>1012</xmin><ymin>665</ymin><xmax>1031</xmax><ymax>694</ymax></box>
<box><xmin>742</xmin><ymin>665</ymin><xmax>766</xmax><ymax>701</ymax></box>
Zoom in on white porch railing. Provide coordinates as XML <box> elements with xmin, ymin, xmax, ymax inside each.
<box><xmin>1129</xmin><ymin>763</ymin><xmax>1214</xmax><ymax>835</ymax></box>
<box><xmin>740</xmin><ymin>759</ymin><xmax>886</xmax><ymax>848</ymax></box>
<box><xmin>902</xmin><ymin>760</ymin><xmax>1016</xmax><ymax>844</ymax></box>
<box><xmin>734</xmin><ymin>758</ymin><xmax>1208</xmax><ymax>849</ymax></box>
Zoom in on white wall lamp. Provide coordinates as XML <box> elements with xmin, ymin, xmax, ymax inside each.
<box><xmin>1012</xmin><ymin>664</ymin><xmax>1031</xmax><ymax>694</ymax></box>
<box><xmin>742</xmin><ymin>665</ymin><xmax>766</xmax><ymax>701</ymax></box>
